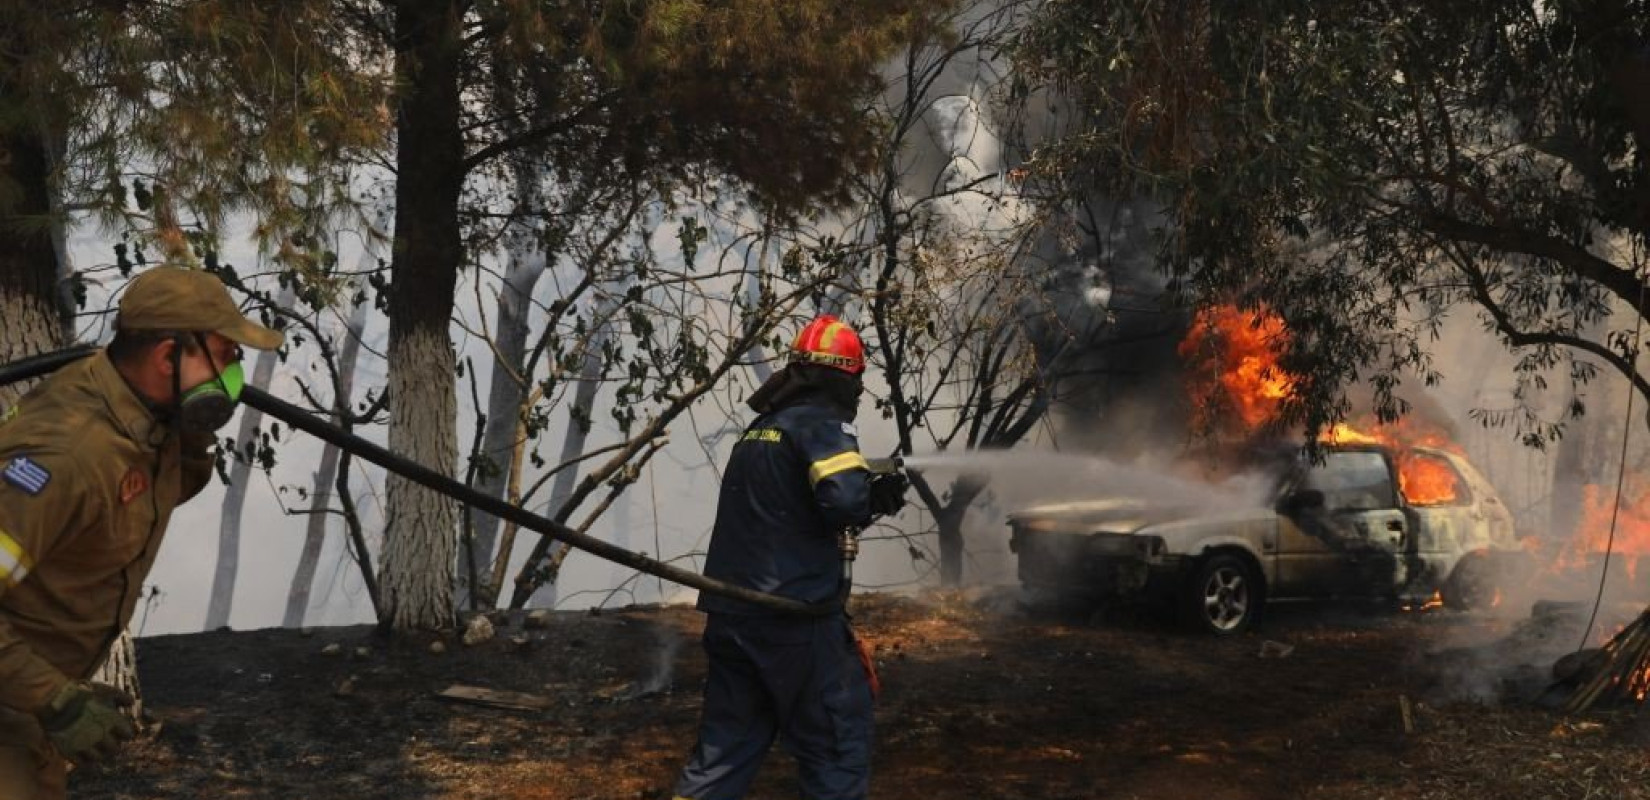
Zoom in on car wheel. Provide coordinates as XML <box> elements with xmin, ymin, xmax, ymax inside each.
<box><xmin>1441</xmin><ymin>550</ymin><xmax>1495</xmax><ymax>611</ymax></box>
<box><xmin>1183</xmin><ymin>553</ymin><xmax>1261</xmax><ymax>635</ymax></box>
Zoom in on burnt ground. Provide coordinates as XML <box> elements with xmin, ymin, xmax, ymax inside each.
<box><xmin>75</xmin><ymin>590</ymin><xmax>1650</xmax><ymax>800</ymax></box>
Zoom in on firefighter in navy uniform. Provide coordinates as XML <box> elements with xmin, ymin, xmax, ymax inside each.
<box><xmin>673</xmin><ymin>315</ymin><xmax>908</xmax><ymax>800</ymax></box>
<box><xmin>0</xmin><ymin>267</ymin><xmax>283</xmax><ymax>800</ymax></box>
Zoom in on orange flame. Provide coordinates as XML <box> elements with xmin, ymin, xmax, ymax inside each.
<box><xmin>1402</xmin><ymin>590</ymin><xmax>1444</xmax><ymax>612</ymax></box>
<box><xmin>1566</xmin><ymin>480</ymin><xmax>1650</xmax><ymax>580</ymax></box>
<box><xmin>1179</xmin><ymin>305</ymin><xmax>1295</xmax><ymax>432</ymax></box>
<box><xmin>1180</xmin><ymin>306</ymin><xmax>1470</xmax><ymax>508</ymax></box>
<box><xmin>1400</xmin><ymin>453</ymin><xmax>1464</xmax><ymax>506</ymax></box>
<box><xmin>1322</xmin><ymin>420</ymin><xmax>1464</xmax><ymax>506</ymax></box>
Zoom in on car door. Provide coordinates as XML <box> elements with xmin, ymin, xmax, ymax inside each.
<box><xmin>1277</xmin><ymin>449</ymin><xmax>1409</xmax><ymax>596</ymax></box>
<box><xmin>1400</xmin><ymin>450</ymin><xmax>1477</xmax><ymax>592</ymax></box>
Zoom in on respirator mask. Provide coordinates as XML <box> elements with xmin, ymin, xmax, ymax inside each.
<box><xmin>172</xmin><ymin>333</ymin><xmax>245</xmax><ymax>434</ymax></box>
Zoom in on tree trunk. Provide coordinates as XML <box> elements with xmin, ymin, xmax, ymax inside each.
<box><xmin>42</xmin><ymin>121</ymin><xmax>74</xmax><ymax>345</ymax></box>
<box><xmin>204</xmin><ymin>286</ymin><xmax>294</xmax><ymax>630</ymax></box>
<box><xmin>1546</xmin><ymin>316</ymin><xmax>1616</xmax><ymax>540</ymax></box>
<box><xmin>90</xmin><ymin>632</ymin><xmax>142</xmax><ymax>723</ymax></box>
<box><xmin>936</xmin><ymin>476</ymin><xmax>987</xmax><ymax>587</ymax></box>
<box><xmin>522</xmin><ymin>288</ymin><xmax>620</xmax><ymax>606</ymax></box>
<box><xmin>607</xmin><ymin>487</ymin><xmax>633</xmax><ymax>595</ymax></box>
<box><xmin>935</xmin><ymin>505</ymin><xmax>966</xmax><ymax>585</ymax></box>
<box><xmin>462</xmin><ymin>239</ymin><xmax>547</xmax><ymax>607</ymax></box>
<box><xmin>0</xmin><ymin>99</ymin><xmax>67</xmax><ymax>405</ymax></box>
<box><xmin>380</xmin><ymin>0</ymin><xmax>465</xmax><ymax>632</ymax></box>
<box><xmin>1549</xmin><ymin>396</ymin><xmax>1609</xmax><ymax>541</ymax></box>
<box><xmin>284</xmin><ymin>295</ymin><xmax>371</xmax><ymax>627</ymax></box>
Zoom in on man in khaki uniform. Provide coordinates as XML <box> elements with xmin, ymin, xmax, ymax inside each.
<box><xmin>0</xmin><ymin>266</ymin><xmax>282</xmax><ymax>799</ymax></box>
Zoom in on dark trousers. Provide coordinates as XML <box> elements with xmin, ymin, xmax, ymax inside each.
<box><xmin>673</xmin><ymin>613</ymin><xmax>873</xmax><ymax>800</ymax></box>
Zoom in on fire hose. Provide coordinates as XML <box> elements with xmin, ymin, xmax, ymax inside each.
<box><xmin>0</xmin><ymin>345</ymin><xmax>883</xmax><ymax>617</ymax></box>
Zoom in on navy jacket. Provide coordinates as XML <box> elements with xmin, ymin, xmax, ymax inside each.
<box><xmin>698</xmin><ymin>395</ymin><xmax>873</xmax><ymax>615</ymax></box>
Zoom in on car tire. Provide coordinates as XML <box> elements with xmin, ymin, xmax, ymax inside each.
<box><xmin>1181</xmin><ymin>553</ymin><xmax>1262</xmax><ymax>635</ymax></box>
<box><xmin>1441</xmin><ymin>550</ymin><xmax>1496</xmax><ymax>611</ymax></box>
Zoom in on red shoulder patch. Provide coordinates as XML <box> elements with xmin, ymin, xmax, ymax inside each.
<box><xmin>119</xmin><ymin>468</ymin><xmax>150</xmax><ymax>505</ymax></box>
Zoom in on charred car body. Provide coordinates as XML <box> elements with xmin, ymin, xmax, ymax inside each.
<box><xmin>1007</xmin><ymin>445</ymin><xmax>1517</xmax><ymax>634</ymax></box>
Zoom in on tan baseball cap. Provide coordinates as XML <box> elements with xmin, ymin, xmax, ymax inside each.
<box><xmin>117</xmin><ymin>266</ymin><xmax>284</xmax><ymax>350</ymax></box>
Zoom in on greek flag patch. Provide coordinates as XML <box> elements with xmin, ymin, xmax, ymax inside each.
<box><xmin>2</xmin><ymin>457</ymin><xmax>50</xmax><ymax>496</ymax></box>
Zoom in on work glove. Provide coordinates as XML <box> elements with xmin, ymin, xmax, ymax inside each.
<box><xmin>869</xmin><ymin>472</ymin><xmax>909</xmax><ymax>517</ymax></box>
<box><xmin>37</xmin><ymin>681</ymin><xmax>136</xmax><ymax>765</ymax></box>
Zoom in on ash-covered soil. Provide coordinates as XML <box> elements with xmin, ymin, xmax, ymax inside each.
<box><xmin>75</xmin><ymin>590</ymin><xmax>1650</xmax><ymax>799</ymax></box>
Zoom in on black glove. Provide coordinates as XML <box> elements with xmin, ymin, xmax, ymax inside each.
<box><xmin>869</xmin><ymin>472</ymin><xmax>909</xmax><ymax>517</ymax></box>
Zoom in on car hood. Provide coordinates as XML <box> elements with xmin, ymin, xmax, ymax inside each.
<box><xmin>1008</xmin><ymin>499</ymin><xmax>1271</xmax><ymax>535</ymax></box>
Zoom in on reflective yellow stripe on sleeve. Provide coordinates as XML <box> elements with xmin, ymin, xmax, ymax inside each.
<box><xmin>0</xmin><ymin>530</ymin><xmax>33</xmax><ymax>588</ymax></box>
<box><xmin>808</xmin><ymin>451</ymin><xmax>869</xmax><ymax>487</ymax></box>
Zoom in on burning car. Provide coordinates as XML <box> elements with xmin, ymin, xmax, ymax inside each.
<box><xmin>1007</xmin><ymin>442</ymin><xmax>1519</xmax><ymax>635</ymax></box>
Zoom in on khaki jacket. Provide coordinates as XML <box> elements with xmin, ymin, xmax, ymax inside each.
<box><xmin>0</xmin><ymin>351</ymin><xmax>211</xmax><ymax>719</ymax></box>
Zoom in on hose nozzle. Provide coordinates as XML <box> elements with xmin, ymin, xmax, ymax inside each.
<box><xmin>865</xmin><ymin>456</ymin><xmax>904</xmax><ymax>475</ymax></box>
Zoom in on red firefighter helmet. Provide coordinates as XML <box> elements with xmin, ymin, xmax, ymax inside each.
<box><xmin>789</xmin><ymin>315</ymin><xmax>865</xmax><ymax>374</ymax></box>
